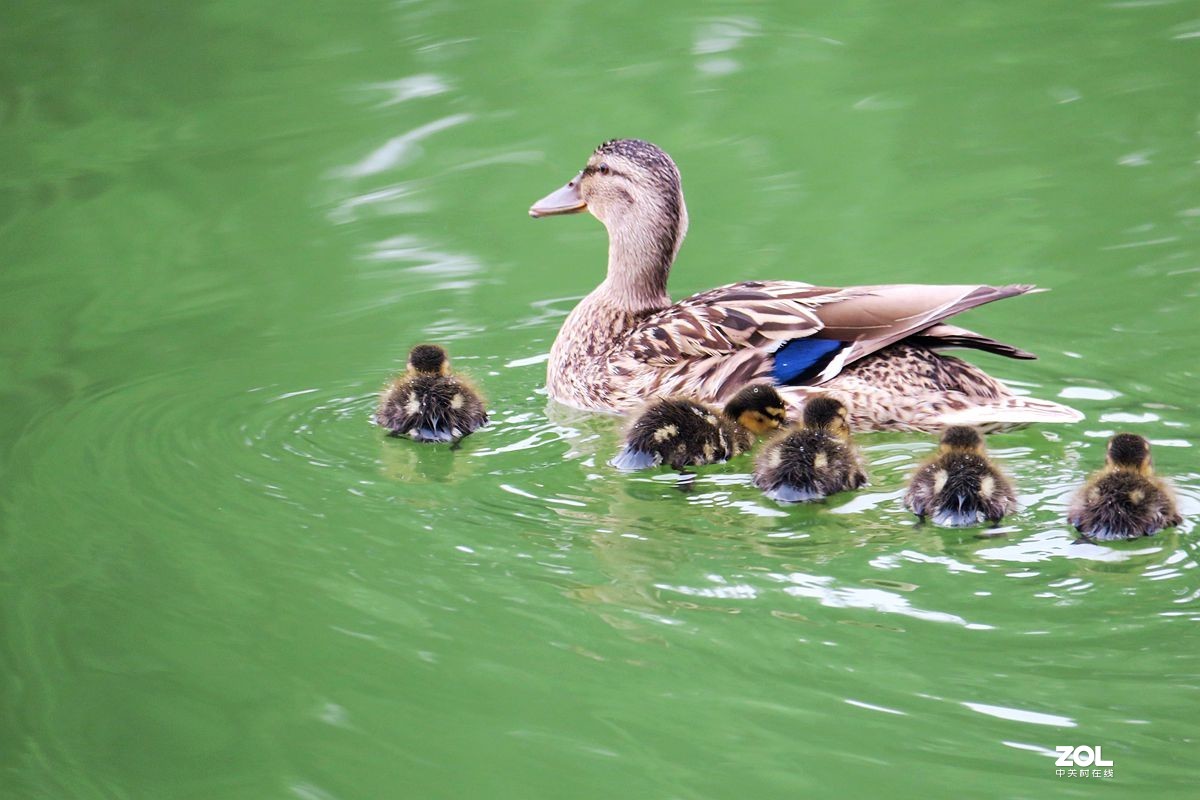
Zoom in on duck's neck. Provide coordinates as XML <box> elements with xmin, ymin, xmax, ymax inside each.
<box><xmin>592</xmin><ymin>202</ymin><xmax>688</xmax><ymax>314</ymax></box>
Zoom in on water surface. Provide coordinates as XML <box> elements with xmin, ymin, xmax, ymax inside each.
<box><xmin>2</xmin><ymin>1</ymin><xmax>1198</xmax><ymax>797</ymax></box>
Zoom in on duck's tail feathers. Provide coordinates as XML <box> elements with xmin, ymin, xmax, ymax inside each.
<box><xmin>909</xmin><ymin>323</ymin><xmax>1038</xmax><ymax>360</ymax></box>
<box><xmin>762</xmin><ymin>483</ymin><xmax>826</xmax><ymax>503</ymax></box>
<box><xmin>610</xmin><ymin>447</ymin><xmax>661</xmax><ymax>471</ymax></box>
<box><xmin>1069</xmin><ymin>508</ymin><xmax>1147</xmax><ymax>541</ymax></box>
<box><xmin>937</xmin><ymin>397</ymin><xmax>1083</xmax><ymax>432</ymax></box>
<box><xmin>410</xmin><ymin>426</ymin><xmax>457</xmax><ymax>443</ymax></box>
<box><xmin>1074</xmin><ymin>526</ymin><xmax>1131</xmax><ymax>542</ymax></box>
<box><xmin>932</xmin><ymin>507</ymin><xmax>986</xmax><ymax>527</ymax></box>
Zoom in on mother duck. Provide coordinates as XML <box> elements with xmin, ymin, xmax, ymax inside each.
<box><xmin>529</xmin><ymin>139</ymin><xmax>1082</xmax><ymax>432</ymax></box>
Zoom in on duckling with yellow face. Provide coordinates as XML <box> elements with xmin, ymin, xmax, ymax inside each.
<box><xmin>904</xmin><ymin>426</ymin><xmax>1016</xmax><ymax>526</ymax></box>
<box><xmin>610</xmin><ymin>383</ymin><xmax>786</xmax><ymax>471</ymax></box>
<box><xmin>753</xmin><ymin>395</ymin><xmax>867</xmax><ymax>502</ymax></box>
<box><xmin>1068</xmin><ymin>433</ymin><xmax>1181</xmax><ymax>540</ymax></box>
<box><xmin>375</xmin><ymin>344</ymin><xmax>488</xmax><ymax>443</ymax></box>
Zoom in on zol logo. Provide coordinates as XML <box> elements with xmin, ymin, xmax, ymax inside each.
<box><xmin>1055</xmin><ymin>746</ymin><xmax>1113</xmax><ymax>767</ymax></box>
<box><xmin>1054</xmin><ymin>746</ymin><xmax>1115</xmax><ymax>779</ymax></box>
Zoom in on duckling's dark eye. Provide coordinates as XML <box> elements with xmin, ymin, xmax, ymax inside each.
<box><xmin>598</xmin><ymin>164</ymin><xmax>610</xmax><ymax>175</ymax></box>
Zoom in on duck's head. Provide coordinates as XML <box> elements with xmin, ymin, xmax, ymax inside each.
<box><xmin>723</xmin><ymin>383</ymin><xmax>788</xmax><ymax>435</ymax></box>
<box><xmin>939</xmin><ymin>425</ymin><xmax>986</xmax><ymax>455</ymax></box>
<box><xmin>802</xmin><ymin>395</ymin><xmax>852</xmax><ymax>438</ymax></box>
<box><xmin>530</xmin><ymin>139</ymin><xmax>689</xmax><ymax>281</ymax></box>
<box><xmin>408</xmin><ymin>343</ymin><xmax>449</xmax><ymax>376</ymax></box>
<box><xmin>1106</xmin><ymin>432</ymin><xmax>1152</xmax><ymax>474</ymax></box>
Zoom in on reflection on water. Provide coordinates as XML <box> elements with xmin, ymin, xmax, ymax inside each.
<box><xmin>335</xmin><ymin>114</ymin><xmax>473</xmax><ymax>179</ymax></box>
<box><xmin>360</xmin><ymin>74</ymin><xmax>451</xmax><ymax>108</ymax></box>
<box><xmin>962</xmin><ymin>702</ymin><xmax>1076</xmax><ymax>729</ymax></box>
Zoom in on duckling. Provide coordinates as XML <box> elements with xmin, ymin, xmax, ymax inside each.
<box><xmin>753</xmin><ymin>395</ymin><xmax>867</xmax><ymax>502</ymax></box>
<box><xmin>904</xmin><ymin>426</ymin><xmax>1016</xmax><ymax>526</ymax></box>
<box><xmin>375</xmin><ymin>344</ymin><xmax>487</xmax><ymax>443</ymax></box>
<box><xmin>1068</xmin><ymin>433</ymin><xmax>1181</xmax><ymax>541</ymax></box>
<box><xmin>610</xmin><ymin>383</ymin><xmax>786</xmax><ymax>471</ymax></box>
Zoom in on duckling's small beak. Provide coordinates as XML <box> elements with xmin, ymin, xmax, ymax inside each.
<box><xmin>529</xmin><ymin>173</ymin><xmax>586</xmax><ymax>218</ymax></box>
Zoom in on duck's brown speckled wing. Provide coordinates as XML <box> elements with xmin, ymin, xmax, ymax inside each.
<box><xmin>615</xmin><ymin>281</ymin><xmax>835</xmax><ymax>400</ymax></box>
<box><xmin>629</xmin><ymin>283</ymin><xmax>832</xmax><ymax>358</ymax></box>
<box><xmin>614</xmin><ymin>281</ymin><xmax>1040</xmax><ymax>403</ymax></box>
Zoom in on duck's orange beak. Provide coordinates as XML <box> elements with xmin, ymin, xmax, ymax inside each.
<box><xmin>529</xmin><ymin>172</ymin><xmax>586</xmax><ymax>218</ymax></box>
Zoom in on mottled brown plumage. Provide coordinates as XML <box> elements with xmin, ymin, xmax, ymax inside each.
<box><xmin>754</xmin><ymin>395</ymin><xmax>868</xmax><ymax>502</ymax></box>
<box><xmin>904</xmin><ymin>426</ymin><xmax>1017</xmax><ymax>526</ymax></box>
<box><xmin>530</xmin><ymin>139</ymin><xmax>1083</xmax><ymax>432</ymax></box>
<box><xmin>1068</xmin><ymin>433</ymin><xmax>1181</xmax><ymax>540</ymax></box>
<box><xmin>610</xmin><ymin>383</ymin><xmax>786</xmax><ymax>471</ymax></box>
<box><xmin>375</xmin><ymin>344</ymin><xmax>487</xmax><ymax>443</ymax></box>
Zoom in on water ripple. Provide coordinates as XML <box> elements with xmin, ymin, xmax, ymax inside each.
<box><xmin>334</xmin><ymin>114</ymin><xmax>472</xmax><ymax>178</ymax></box>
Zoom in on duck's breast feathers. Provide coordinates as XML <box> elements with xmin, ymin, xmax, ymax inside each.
<box><xmin>615</xmin><ymin>281</ymin><xmax>1044</xmax><ymax>399</ymax></box>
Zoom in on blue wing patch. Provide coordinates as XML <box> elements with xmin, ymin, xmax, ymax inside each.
<box><xmin>772</xmin><ymin>338</ymin><xmax>844</xmax><ymax>385</ymax></box>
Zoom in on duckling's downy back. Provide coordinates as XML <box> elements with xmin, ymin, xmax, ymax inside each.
<box><xmin>376</xmin><ymin>374</ymin><xmax>486</xmax><ymax>442</ymax></box>
<box><xmin>1069</xmin><ymin>470</ymin><xmax>1179</xmax><ymax>540</ymax></box>
<box><xmin>375</xmin><ymin>344</ymin><xmax>487</xmax><ymax>443</ymax></box>
<box><xmin>1067</xmin><ymin>433</ymin><xmax>1182</xmax><ymax>540</ymax></box>
<box><xmin>611</xmin><ymin>399</ymin><xmax>747</xmax><ymax>470</ymax></box>
<box><xmin>905</xmin><ymin>426</ymin><xmax>1017</xmax><ymax>526</ymax></box>
<box><xmin>754</xmin><ymin>428</ymin><xmax>866</xmax><ymax>502</ymax></box>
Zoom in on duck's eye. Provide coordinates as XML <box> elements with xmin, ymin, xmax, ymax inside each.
<box><xmin>598</xmin><ymin>164</ymin><xmax>610</xmax><ymax>175</ymax></box>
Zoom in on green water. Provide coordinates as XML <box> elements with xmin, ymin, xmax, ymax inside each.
<box><xmin>2</xmin><ymin>0</ymin><xmax>1198</xmax><ymax>797</ymax></box>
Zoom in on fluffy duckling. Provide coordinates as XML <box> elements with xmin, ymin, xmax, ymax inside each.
<box><xmin>375</xmin><ymin>344</ymin><xmax>487</xmax><ymax>443</ymax></box>
<box><xmin>610</xmin><ymin>383</ymin><xmax>786</xmax><ymax>471</ymax></box>
<box><xmin>753</xmin><ymin>395</ymin><xmax>867</xmax><ymax>502</ymax></box>
<box><xmin>1068</xmin><ymin>433</ymin><xmax>1181</xmax><ymax>540</ymax></box>
<box><xmin>904</xmin><ymin>426</ymin><xmax>1016</xmax><ymax>526</ymax></box>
